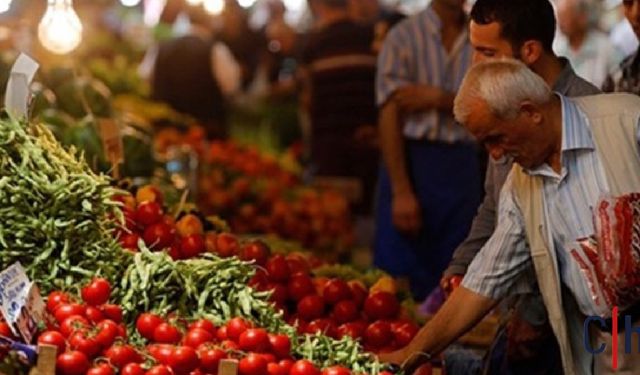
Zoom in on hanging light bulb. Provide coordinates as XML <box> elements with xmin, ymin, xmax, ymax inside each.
<box><xmin>38</xmin><ymin>0</ymin><xmax>83</xmax><ymax>55</ymax></box>
<box><xmin>203</xmin><ymin>0</ymin><xmax>224</xmax><ymax>15</ymax></box>
<box><xmin>0</xmin><ymin>0</ymin><xmax>11</xmax><ymax>14</ymax></box>
<box><xmin>186</xmin><ymin>0</ymin><xmax>203</xmax><ymax>5</ymax></box>
<box><xmin>120</xmin><ymin>0</ymin><xmax>142</xmax><ymax>6</ymax></box>
<box><xmin>238</xmin><ymin>0</ymin><xmax>256</xmax><ymax>8</ymax></box>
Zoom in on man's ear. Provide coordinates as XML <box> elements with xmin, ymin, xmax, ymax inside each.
<box><xmin>519</xmin><ymin>40</ymin><xmax>543</xmax><ymax>66</ymax></box>
<box><xmin>519</xmin><ymin>100</ymin><xmax>543</xmax><ymax>123</ymax></box>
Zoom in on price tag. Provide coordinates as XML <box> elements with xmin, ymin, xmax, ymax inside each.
<box><xmin>4</xmin><ymin>53</ymin><xmax>39</xmax><ymax>118</ymax></box>
<box><xmin>218</xmin><ymin>359</ymin><xmax>239</xmax><ymax>375</ymax></box>
<box><xmin>0</xmin><ymin>263</ymin><xmax>45</xmax><ymax>344</ymax></box>
<box><xmin>98</xmin><ymin>119</ymin><xmax>124</xmax><ymax>178</ymax></box>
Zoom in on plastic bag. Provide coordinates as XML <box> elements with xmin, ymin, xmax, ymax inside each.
<box><xmin>570</xmin><ymin>193</ymin><xmax>640</xmax><ymax>317</ymax></box>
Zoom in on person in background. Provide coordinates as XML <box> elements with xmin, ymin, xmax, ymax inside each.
<box><xmin>609</xmin><ymin>0</ymin><xmax>639</xmax><ymax>57</ymax></box>
<box><xmin>442</xmin><ymin>0</ymin><xmax>600</xmax><ymax>373</ymax></box>
<box><xmin>380</xmin><ymin>58</ymin><xmax>640</xmax><ymax>375</ymax></box>
<box><xmin>299</xmin><ymin>0</ymin><xmax>379</xmax><ymax>247</ymax></box>
<box><xmin>152</xmin><ymin>5</ymin><xmax>242</xmax><ymax>139</ymax></box>
<box><xmin>554</xmin><ymin>0</ymin><xmax>625</xmax><ymax>87</ymax></box>
<box><xmin>604</xmin><ymin>0</ymin><xmax>640</xmax><ymax>94</ymax></box>
<box><xmin>374</xmin><ymin>0</ymin><xmax>481</xmax><ymax>301</ymax></box>
<box><xmin>370</xmin><ymin>11</ymin><xmax>405</xmax><ymax>55</ymax></box>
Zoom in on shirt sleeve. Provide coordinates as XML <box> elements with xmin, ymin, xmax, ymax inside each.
<box><xmin>462</xmin><ymin>172</ymin><xmax>536</xmax><ymax>299</ymax></box>
<box><xmin>211</xmin><ymin>42</ymin><xmax>242</xmax><ymax>96</ymax></box>
<box><xmin>375</xmin><ymin>24</ymin><xmax>413</xmax><ymax>106</ymax></box>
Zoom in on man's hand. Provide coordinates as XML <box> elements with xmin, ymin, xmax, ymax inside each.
<box><xmin>378</xmin><ymin>347</ymin><xmax>429</xmax><ymax>374</ymax></box>
<box><xmin>394</xmin><ymin>85</ymin><xmax>445</xmax><ymax>113</ymax></box>
<box><xmin>392</xmin><ymin>191</ymin><xmax>421</xmax><ymax>234</ymax></box>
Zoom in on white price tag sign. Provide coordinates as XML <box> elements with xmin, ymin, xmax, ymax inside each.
<box><xmin>0</xmin><ymin>263</ymin><xmax>45</xmax><ymax>343</ymax></box>
<box><xmin>4</xmin><ymin>53</ymin><xmax>39</xmax><ymax>118</ymax></box>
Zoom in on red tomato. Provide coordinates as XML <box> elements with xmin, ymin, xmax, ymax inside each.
<box><xmin>285</xmin><ymin>255</ymin><xmax>310</xmax><ymax>275</ymax></box>
<box><xmin>95</xmin><ymin>320</ymin><xmax>119</xmax><ymax>348</ymax></box>
<box><xmin>104</xmin><ymin>344</ymin><xmax>142</xmax><ymax>368</ymax></box>
<box><xmin>69</xmin><ymin>330</ymin><xmax>101</xmax><ymax>358</ymax></box>
<box><xmin>37</xmin><ymin>330</ymin><xmax>66</xmax><ymax>354</ymax></box>
<box><xmin>278</xmin><ymin>359</ymin><xmax>294</xmax><ymax>374</ymax></box>
<box><xmin>100</xmin><ymin>304</ymin><xmax>123</xmax><ymax>323</ymax></box>
<box><xmin>120</xmin><ymin>233</ymin><xmax>141</xmax><ymax>251</ymax></box>
<box><xmin>168</xmin><ymin>346</ymin><xmax>200</xmax><ymax>375</ymax></box>
<box><xmin>226</xmin><ymin>317</ymin><xmax>251</xmax><ymax>341</ymax></box>
<box><xmin>364</xmin><ymin>321</ymin><xmax>393</xmax><ymax>349</ymax></box>
<box><xmin>347</xmin><ymin>281</ymin><xmax>368</xmax><ymax>308</ymax></box>
<box><xmin>391</xmin><ymin>322</ymin><xmax>419</xmax><ymax>347</ymax></box>
<box><xmin>183</xmin><ymin>328</ymin><xmax>213</xmax><ymax>348</ymax></box>
<box><xmin>287</xmin><ymin>275</ymin><xmax>315</xmax><ymax>301</ymax></box>
<box><xmin>197</xmin><ymin>345</ymin><xmax>226</xmax><ymax>373</ymax></box>
<box><xmin>60</xmin><ymin>315</ymin><xmax>89</xmax><ymax>337</ymax></box>
<box><xmin>305</xmin><ymin>319</ymin><xmax>337</xmax><ymax>338</ymax></box>
<box><xmin>239</xmin><ymin>328</ymin><xmax>270</xmax><ymax>353</ymax></box>
<box><xmin>54</xmin><ymin>303</ymin><xmax>86</xmax><ymax>323</ymax></box>
<box><xmin>215</xmin><ymin>233</ymin><xmax>239</xmax><ymax>258</ymax></box>
<box><xmin>240</xmin><ymin>240</ymin><xmax>271</xmax><ymax>266</ymax></box>
<box><xmin>297</xmin><ymin>295</ymin><xmax>325</xmax><ymax>321</ymax></box>
<box><xmin>136</xmin><ymin>313</ymin><xmax>164</xmax><ymax>340</ymax></box>
<box><xmin>261</xmin><ymin>353</ymin><xmax>276</xmax><ymax>364</ymax></box>
<box><xmin>136</xmin><ymin>201</ymin><xmax>164</xmax><ymax>226</ymax></box>
<box><xmin>216</xmin><ymin>325</ymin><xmax>228</xmax><ymax>341</ymax></box>
<box><xmin>143</xmin><ymin>222</ymin><xmax>175</xmax><ymax>250</ymax></box>
<box><xmin>146</xmin><ymin>365</ymin><xmax>174</xmax><ymax>375</ymax></box>
<box><xmin>336</xmin><ymin>322</ymin><xmax>366</xmax><ymax>339</ymax></box>
<box><xmin>322</xmin><ymin>279</ymin><xmax>352</xmax><ymax>305</ymax></box>
<box><xmin>87</xmin><ymin>363</ymin><xmax>115</xmax><ymax>375</ymax></box>
<box><xmin>220</xmin><ymin>339</ymin><xmax>240</xmax><ymax>351</ymax></box>
<box><xmin>264</xmin><ymin>282</ymin><xmax>288</xmax><ymax>306</ymax></box>
<box><xmin>121</xmin><ymin>363</ymin><xmax>146</xmax><ymax>375</ymax></box>
<box><xmin>154</xmin><ymin>323</ymin><xmax>182</xmax><ymax>344</ymax></box>
<box><xmin>46</xmin><ymin>291</ymin><xmax>70</xmax><ymax>313</ymax></box>
<box><xmin>85</xmin><ymin>306</ymin><xmax>105</xmax><ymax>323</ymax></box>
<box><xmin>56</xmin><ymin>351</ymin><xmax>90</xmax><ymax>375</ymax></box>
<box><xmin>268</xmin><ymin>334</ymin><xmax>291</xmax><ymax>359</ymax></box>
<box><xmin>147</xmin><ymin>344</ymin><xmax>175</xmax><ymax>365</ymax></box>
<box><xmin>363</xmin><ymin>292</ymin><xmax>400</xmax><ymax>320</ymax></box>
<box><xmin>180</xmin><ymin>234</ymin><xmax>205</xmax><ymax>258</ymax></box>
<box><xmin>81</xmin><ymin>278</ymin><xmax>111</xmax><ymax>306</ymax></box>
<box><xmin>118</xmin><ymin>323</ymin><xmax>128</xmax><ymax>339</ymax></box>
<box><xmin>188</xmin><ymin>319</ymin><xmax>216</xmax><ymax>335</ymax></box>
<box><xmin>331</xmin><ymin>301</ymin><xmax>359</xmax><ymax>324</ymax></box>
<box><xmin>267</xmin><ymin>362</ymin><xmax>287</xmax><ymax>375</ymax></box>
<box><xmin>239</xmin><ymin>353</ymin><xmax>268</xmax><ymax>375</ymax></box>
<box><xmin>321</xmin><ymin>366</ymin><xmax>351</xmax><ymax>375</ymax></box>
<box><xmin>266</xmin><ymin>255</ymin><xmax>290</xmax><ymax>282</ymax></box>
<box><xmin>290</xmin><ymin>360</ymin><xmax>320</xmax><ymax>375</ymax></box>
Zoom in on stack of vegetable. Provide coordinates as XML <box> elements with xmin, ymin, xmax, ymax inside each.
<box><xmin>0</xmin><ymin>115</ymin><xmax>125</xmax><ymax>292</ymax></box>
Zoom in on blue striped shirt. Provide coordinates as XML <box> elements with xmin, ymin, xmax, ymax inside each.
<box><xmin>375</xmin><ymin>6</ymin><xmax>474</xmax><ymax>143</ymax></box>
<box><xmin>462</xmin><ymin>95</ymin><xmax>640</xmax><ymax>317</ymax></box>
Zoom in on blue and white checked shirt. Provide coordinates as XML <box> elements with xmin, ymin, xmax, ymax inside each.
<box><xmin>462</xmin><ymin>95</ymin><xmax>640</xmax><ymax>317</ymax></box>
<box><xmin>375</xmin><ymin>6</ymin><xmax>474</xmax><ymax>143</ymax></box>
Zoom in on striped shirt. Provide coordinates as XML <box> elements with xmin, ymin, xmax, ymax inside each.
<box><xmin>462</xmin><ymin>95</ymin><xmax>640</xmax><ymax>317</ymax></box>
<box><xmin>375</xmin><ymin>6</ymin><xmax>474</xmax><ymax>143</ymax></box>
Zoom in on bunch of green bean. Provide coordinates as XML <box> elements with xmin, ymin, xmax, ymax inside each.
<box><xmin>117</xmin><ymin>247</ymin><xmax>292</xmax><ymax>334</ymax></box>
<box><xmin>0</xmin><ymin>116</ymin><xmax>127</xmax><ymax>293</ymax></box>
<box><xmin>117</xmin><ymin>248</ymin><xmax>387</xmax><ymax>374</ymax></box>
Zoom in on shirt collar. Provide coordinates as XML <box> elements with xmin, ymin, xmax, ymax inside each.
<box><xmin>552</xmin><ymin>57</ymin><xmax>575</xmax><ymax>92</ymax></box>
<box><xmin>559</xmin><ymin>94</ymin><xmax>595</xmax><ymax>152</ymax></box>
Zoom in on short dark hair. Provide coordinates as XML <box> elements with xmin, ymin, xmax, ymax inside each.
<box><xmin>470</xmin><ymin>0</ymin><xmax>556</xmax><ymax>53</ymax></box>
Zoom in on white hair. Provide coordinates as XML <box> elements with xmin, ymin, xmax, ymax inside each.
<box><xmin>454</xmin><ymin>58</ymin><xmax>552</xmax><ymax>124</ymax></box>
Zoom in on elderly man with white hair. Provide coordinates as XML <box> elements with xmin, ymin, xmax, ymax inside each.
<box><xmin>379</xmin><ymin>58</ymin><xmax>640</xmax><ymax>375</ymax></box>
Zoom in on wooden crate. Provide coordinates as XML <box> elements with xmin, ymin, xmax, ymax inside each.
<box><xmin>28</xmin><ymin>344</ymin><xmax>56</xmax><ymax>375</ymax></box>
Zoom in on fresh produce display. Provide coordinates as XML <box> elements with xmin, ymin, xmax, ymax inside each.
<box><xmin>198</xmin><ymin>141</ymin><xmax>354</xmax><ymax>256</ymax></box>
<box><xmin>40</xmin><ymin>278</ymin><xmax>389</xmax><ymax>375</ymax></box>
<box><xmin>0</xmin><ymin>115</ymin><xmax>125</xmax><ymax>292</ymax></box>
